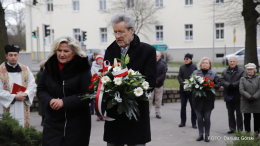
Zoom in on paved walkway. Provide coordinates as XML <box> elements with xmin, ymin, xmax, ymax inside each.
<box><xmin>30</xmin><ymin>99</ymin><xmax>252</xmax><ymax>146</ymax></box>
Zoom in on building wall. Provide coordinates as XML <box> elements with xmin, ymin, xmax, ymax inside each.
<box><xmin>25</xmin><ymin>0</ymin><xmax>260</xmax><ymax>62</ymax></box>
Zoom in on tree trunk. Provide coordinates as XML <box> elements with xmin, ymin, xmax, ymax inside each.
<box><xmin>242</xmin><ymin>0</ymin><xmax>259</xmax><ymax>72</ymax></box>
<box><xmin>0</xmin><ymin>2</ymin><xmax>8</xmax><ymax>63</ymax></box>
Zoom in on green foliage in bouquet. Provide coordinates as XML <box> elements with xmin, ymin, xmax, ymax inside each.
<box><xmin>184</xmin><ymin>74</ymin><xmax>216</xmax><ymax>97</ymax></box>
<box><xmin>226</xmin><ymin>131</ymin><xmax>260</xmax><ymax>146</ymax></box>
<box><xmin>0</xmin><ymin>113</ymin><xmax>42</xmax><ymax>146</ymax></box>
<box><xmin>80</xmin><ymin>53</ymin><xmax>152</xmax><ymax>121</ymax></box>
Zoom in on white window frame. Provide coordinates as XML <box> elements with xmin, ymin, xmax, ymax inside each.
<box><xmin>99</xmin><ymin>27</ymin><xmax>108</xmax><ymax>44</ymax></box>
<box><xmin>99</xmin><ymin>0</ymin><xmax>107</xmax><ymax>10</ymax></box>
<box><xmin>72</xmin><ymin>0</ymin><xmax>80</xmax><ymax>12</ymax></box>
<box><xmin>45</xmin><ymin>29</ymin><xmax>55</xmax><ymax>45</ymax></box>
<box><xmin>184</xmin><ymin>0</ymin><xmax>193</xmax><ymax>6</ymax></box>
<box><xmin>126</xmin><ymin>0</ymin><xmax>135</xmax><ymax>9</ymax></box>
<box><xmin>155</xmin><ymin>25</ymin><xmax>164</xmax><ymax>42</ymax></box>
<box><xmin>155</xmin><ymin>0</ymin><xmax>163</xmax><ymax>8</ymax></box>
<box><xmin>46</xmin><ymin>0</ymin><xmax>54</xmax><ymax>13</ymax></box>
<box><xmin>73</xmin><ymin>28</ymin><xmax>81</xmax><ymax>42</ymax></box>
<box><xmin>215</xmin><ymin>0</ymin><xmax>224</xmax><ymax>4</ymax></box>
<box><xmin>184</xmin><ymin>24</ymin><xmax>193</xmax><ymax>41</ymax></box>
<box><xmin>215</xmin><ymin>22</ymin><xmax>225</xmax><ymax>40</ymax></box>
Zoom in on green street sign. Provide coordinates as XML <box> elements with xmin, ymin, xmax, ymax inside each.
<box><xmin>152</xmin><ymin>44</ymin><xmax>168</xmax><ymax>51</ymax></box>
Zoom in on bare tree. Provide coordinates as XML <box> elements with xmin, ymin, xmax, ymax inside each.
<box><xmin>203</xmin><ymin>0</ymin><xmax>260</xmax><ymax>71</ymax></box>
<box><xmin>102</xmin><ymin>0</ymin><xmax>162</xmax><ymax>39</ymax></box>
<box><xmin>6</xmin><ymin>5</ymin><xmax>26</xmax><ymax>50</ymax></box>
<box><xmin>0</xmin><ymin>1</ymin><xmax>8</xmax><ymax>63</ymax></box>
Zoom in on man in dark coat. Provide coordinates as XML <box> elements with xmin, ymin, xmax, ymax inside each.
<box><xmin>104</xmin><ymin>13</ymin><xmax>156</xmax><ymax>146</ymax></box>
<box><xmin>220</xmin><ymin>56</ymin><xmax>244</xmax><ymax>134</ymax></box>
<box><xmin>177</xmin><ymin>53</ymin><xmax>197</xmax><ymax>129</ymax></box>
<box><xmin>149</xmin><ymin>51</ymin><xmax>166</xmax><ymax>119</ymax></box>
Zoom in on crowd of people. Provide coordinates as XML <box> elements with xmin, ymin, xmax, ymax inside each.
<box><xmin>0</xmin><ymin>12</ymin><xmax>259</xmax><ymax>146</ymax></box>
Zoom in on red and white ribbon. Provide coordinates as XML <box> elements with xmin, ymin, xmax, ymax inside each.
<box><xmin>96</xmin><ymin>61</ymin><xmax>115</xmax><ymax>121</ymax></box>
<box><xmin>112</xmin><ymin>68</ymin><xmax>128</xmax><ymax>78</ymax></box>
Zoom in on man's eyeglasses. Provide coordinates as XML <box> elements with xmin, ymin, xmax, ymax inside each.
<box><xmin>113</xmin><ymin>32</ymin><xmax>125</xmax><ymax>36</ymax></box>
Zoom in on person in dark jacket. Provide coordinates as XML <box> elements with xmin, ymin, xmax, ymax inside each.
<box><xmin>177</xmin><ymin>53</ymin><xmax>197</xmax><ymax>129</ymax></box>
<box><xmin>37</xmin><ymin>36</ymin><xmax>93</xmax><ymax>146</ymax></box>
<box><xmin>88</xmin><ymin>51</ymin><xmax>101</xmax><ymax>68</ymax></box>
<box><xmin>158</xmin><ymin>57</ymin><xmax>168</xmax><ymax>106</ymax></box>
<box><xmin>192</xmin><ymin>57</ymin><xmax>221</xmax><ymax>142</ymax></box>
<box><xmin>104</xmin><ymin>13</ymin><xmax>156</xmax><ymax>146</ymax></box>
<box><xmin>239</xmin><ymin>63</ymin><xmax>260</xmax><ymax>134</ymax></box>
<box><xmin>149</xmin><ymin>51</ymin><xmax>166</xmax><ymax>119</ymax></box>
<box><xmin>220</xmin><ymin>56</ymin><xmax>244</xmax><ymax>134</ymax></box>
<box><xmin>37</xmin><ymin>60</ymin><xmax>46</xmax><ymax>126</ymax></box>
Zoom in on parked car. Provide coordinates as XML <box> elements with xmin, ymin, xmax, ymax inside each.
<box><xmin>222</xmin><ymin>47</ymin><xmax>260</xmax><ymax>66</ymax></box>
<box><xmin>86</xmin><ymin>49</ymin><xmax>105</xmax><ymax>57</ymax></box>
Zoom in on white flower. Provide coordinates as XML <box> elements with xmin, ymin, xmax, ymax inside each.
<box><xmin>101</xmin><ymin>76</ymin><xmax>110</xmax><ymax>84</ymax></box>
<box><xmin>195</xmin><ymin>84</ymin><xmax>199</xmax><ymax>88</ymax></box>
<box><xmin>200</xmin><ymin>87</ymin><xmax>202</xmax><ymax>90</ymax></box>
<box><xmin>134</xmin><ymin>87</ymin><xmax>144</xmax><ymax>97</ymax></box>
<box><xmin>113</xmin><ymin>77</ymin><xmax>122</xmax><ymax>85</ymax></box>
<box><xmin>128</xmin><ymin>69</ymin><xmax>136</xmax><ymax>75</ymax></box>
<box><xmin>115</xmin><ymin>96</ymin><xmax>122</xmax><ymax>102</ymax></box>
<box><xmin>113</xmin><ymin>66</ymin><xmax>121</xmax><ymax>72</ymax></box>
<box><xmin>142</xmin><ymin>81</ymin><xmax>149</xmax><ymax>90</ymax></box>
<box><xmin>198</xmin><ymin>78</ymin><xmax>204</xmax><ymax>84</ymax></box>
<box><xmin>184</xmin><ymin>84</ymin><xmax>188</xmax><ymax>89</ymax></box>
<box><xmin>190</xmin><ymin>78</ymin><xmax>194</xmax><ymax>82</ymax></box>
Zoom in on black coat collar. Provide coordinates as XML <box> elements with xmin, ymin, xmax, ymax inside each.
<box><xmin>227</xmin><ymin>65</ymin><xmax>238</xmax><ymax>72</ymax></box>
<box><xmin>5</xmin><ymin>61</ymin><xmax>22</xmax><ymax>72</ymax></box>
<box><xmin>107</xmin><ymin>34</ymin><xmax>141</xmax><ymax>62</ymax></box>
<box><xmin>45</xmin><ymin>54</ymin><xmax>90</xmax><ymax>84</ymax></box>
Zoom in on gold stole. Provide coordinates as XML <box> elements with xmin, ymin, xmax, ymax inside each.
<box><xmin>0</xmin><ymin>62</ymin><xmax>30</xmax><ymax>127</ymax></box>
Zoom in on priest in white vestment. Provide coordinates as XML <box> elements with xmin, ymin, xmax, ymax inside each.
<box><xmin>0</xmin><ymin>45</ymin><xmax>36</xmax><ymax>127</ymax></box>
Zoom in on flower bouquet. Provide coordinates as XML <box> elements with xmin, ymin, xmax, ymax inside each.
<box><xmin>183</xmin><ymin>75</ymin><xmax>216</xmax><ymax>97</ymax></box>
<box><xmin>80</xmin><ymin>54</ymin><xmax>152</xmax><ymax>121</ymax></box>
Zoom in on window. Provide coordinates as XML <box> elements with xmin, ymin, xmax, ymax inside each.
<box><xmin>73</xmin><ymin>28</ymin><xmax>81</xmax><ymax>42</ymax></box>
<box><xmin>185</xmin><ymin>24</ymin><xmax>193</xmax><ymax>40</ymax></box>
<box><xmin>100</xmin><ymin>28</ymin><xmax>107</xmax><ymax>43</ymax></box>
<box><xmin>215</xmin><ymin>0</ymin><xmax>224</xmax><ymax>4</ymax></box>
<box><xmin>46</xmin><ymin>0</ymin><xmax>53</xmax><ymax>12</ymax></box>
<box><xmin>215</xmin><ymin>23</ymin><xmax>224</xmax><ymax>40</ymax></box>
<box><xmin>155</xmin><ymin>25</ymin><xmax>163</xmax><ymax>41</ymax></box>
<box><xmin>126</xmin><ymin>0</ymin><xmax>135</xmax><ymax>9</ymax></box>
<box><xmin>99</xmin><ymin>0</ymin><xmax>106</xmax><ymax>10</ymax></box>
<box><xmin>155</xmin><ymin>0</ymin><xmax>163</xmax><ymax>7</ymax></box>
<box><xmin>185</xmin><ymin>0</ymin><xmax>193</xmax><ymax>5</ymax></box>
<box><xmin>72</xmin><ymin>0</ymin><xmax>80</xmax><ymax>11</ymax></box>
<box><xmin>46</xmin><ymin>29</ymin><xmax>54</xmax><ymax>45</ymax></box>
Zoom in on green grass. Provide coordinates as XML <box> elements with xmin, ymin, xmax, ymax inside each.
<box><xmin>164</xmin><ymin>79</ymin><xmax>179</xmax><ymax>89</ymax></box>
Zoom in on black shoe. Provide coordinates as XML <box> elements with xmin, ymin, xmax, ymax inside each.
<box><xmin>227</xmin><ymin>130</ymin><xmax>234</xmax><ymax>134</ymax></box>
<box><xmin>192</xmin><ymin>125</ymin><xmax>197</xmax><ymax>129</ymax></box>
<box><xmin>179</xmin><ymin>123</ymin><xmax>185</xmax><ymax>127</ymax></box>
<box><xmin>196</xmin><ymin>135</ymin><xmax>204</xmax><ymax>141</ymax></box>
<box><xmin>204</xmin><ymin>135</ymin><xmax>210</xmax><ymax>142</ymax></box>
<box><xmin>156</xmin><ymin>115</ymin><xmax>161</xmax><ymax>119</ymax></box>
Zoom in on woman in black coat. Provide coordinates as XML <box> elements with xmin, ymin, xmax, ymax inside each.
<box><xmin>37</xmin><ymin>36</ymin><xmax>92</xmax><ymax>146</ymax></box>
<box><xmin>192</xmin><ymin>57</ymin><xmax>220</xmax><ymax>142</ymax></box>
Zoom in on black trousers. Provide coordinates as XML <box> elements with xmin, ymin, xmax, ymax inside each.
<box><xmin>226</xmin><ymin>102</ymin><xmax>243</xmax><ymax>131</ymax></box>
<box><xmin>195</xmin><ymin>110</ymin><xmax>212</xmax><ymax>135</ymax></box>
<box><xmin>244</xmin><ymin>113</ymin><xmax>260</xmax><ymax>133</ymax></box>
<box><xmin>180</xmin><ymin>92</ymin><xmax>197</xmax><ymax>125</ymax></box>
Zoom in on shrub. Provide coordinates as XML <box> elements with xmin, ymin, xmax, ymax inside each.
<box><xmin>226</xmin><ymin>131</ymin><xmax>260</xmax><ymax>146</ymax></box>
<box><xmin>0</xmin><ymin>113</ymin><xmax>42</xmax><ymax>146</ymax></box>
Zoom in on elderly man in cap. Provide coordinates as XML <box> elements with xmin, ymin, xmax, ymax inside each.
<box><xmin>0</xmin><ymin>45</ymin><xmax>36</xmax><ymax>127</ymax></box>
<box><xmin>177</xmin><ymin>53</ymin><xmax>197</xmax><ymax>129</ymax></box>
<box><xmin>220</xmin><ymin>56</ymin><xmax>244</xmax><ymax>134</ymax></box>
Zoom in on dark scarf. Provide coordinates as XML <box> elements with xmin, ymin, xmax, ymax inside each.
<box><xmin>185</xmin><ymin>61</ymin><xmax>193</xmax><ymax>67</ymax></box>
<box><xmin>5</xmin><ymin>61</ymin><xmax>22</xmax><ymax>72</ymax></box>
<box><xmin>201</xmin><ymin>69</ymin><xmax>208</xmax><ymax>76</ymax></box>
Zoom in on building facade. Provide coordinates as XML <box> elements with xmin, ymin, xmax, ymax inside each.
<box><xmin>25</xmin><ymin>0</ymin><xmax>260</xmax><ymax>62</ymax></box>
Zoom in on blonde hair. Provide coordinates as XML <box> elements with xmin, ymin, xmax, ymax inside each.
<box><xmin>48</xmin><ymin>36</ymin><xmax>86</xmax><ymax>58</ymax></box>
<box><xmin>197</xmin><ymin>57</ymin><xmax>212</xmax><ymax>70</ymax></box>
